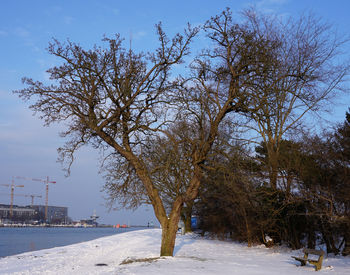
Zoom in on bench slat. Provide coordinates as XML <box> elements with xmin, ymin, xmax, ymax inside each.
<box><xmin>292</xmin><ymin>248</ymin><xmax>324</xmax><ymax>271</ymax></box>
<box><xmin>303</xmin><ymin>248</ymin><xmax>324</xmax><ymax>256</ymax></box>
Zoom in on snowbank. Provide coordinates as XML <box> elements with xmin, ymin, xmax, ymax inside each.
<box><xmin>0</xmin><ymin>229</ymin><xmax>349</xmax><ymax>274</ymax></box>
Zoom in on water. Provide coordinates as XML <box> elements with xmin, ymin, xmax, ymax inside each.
<box><xmin>0</xmin><ymin>227</ymin><xmax>142</xmax><ymax>258</ymax></box>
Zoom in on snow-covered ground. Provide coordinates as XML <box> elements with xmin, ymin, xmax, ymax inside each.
<box><xmin>0</xmin><ymin>229</ymin><xmax>349</xmax><ymax>274</ymax></box>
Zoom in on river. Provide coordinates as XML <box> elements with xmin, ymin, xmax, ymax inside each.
<box><xmin>0</xmin><ymin>226</ymin><xmax>142</xmax><ymax>258</ymax></box>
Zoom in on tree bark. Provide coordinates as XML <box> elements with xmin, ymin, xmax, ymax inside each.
<box><xmin>126</xmin><ymin>155</ymin><xmax>182</xmax><ymax>257</ymax></box>
<box><xmin>160</xmin><ymin>200</ymin><xmax>182</xmax><ymax>256</ymax></box>
<box><xmin>243</xmin><ymin>208</ymin><xmax>252</xmax><ymax>247</ymax></box>
<box><xmin>160</xmin><ymin>219</ymin><xmax>180</xmax><ymax>256</ymax></box>
<box><xmin>321</xmin><ymin>220</ymin><xmax>339</xmax><ymax>254</ymax></box>
<box><xmin>307</xmin><ymin>219</ymin><xmax>316</xmax><ymax>249</ymax></box>
<box><xmin>183</xmin><ymin>201</ymin><xmax>194</xmax><ymax>233</ymax></box>
<box><xmin>266</xmin><ymin>142</ymin><xmax>279</xmax><ymax>190</ymax></box>
<box><xmin>343</xmin><ymin>226</ymin><xmax>350</xmax><ymax>256</ymax></box>
<box><xmin>268</xmin><ymin>155</ymin><xmax>279</xmax><ymax>190</ymax></box>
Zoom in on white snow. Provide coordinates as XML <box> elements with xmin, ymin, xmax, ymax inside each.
<box><xmin>0</xmin><ymin>229</ymin><xmax>349</xmax><ymax>274</ymax></box>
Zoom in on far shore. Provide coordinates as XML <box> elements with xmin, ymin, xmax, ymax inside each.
<box><xmin>0</xmin><ymin>223</ymin><xmax>154</xmax><ymax>228</ymax></box>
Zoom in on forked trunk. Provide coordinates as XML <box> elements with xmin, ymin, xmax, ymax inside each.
<box><xmin>159</xmin><ymin>198</ymin><xmax>183</xmax><ymax>256</ymax></box>
<box><xmin>160</xmin><ymin>213</ymin><xmax>181</xmax><ymax>256</ymax></box>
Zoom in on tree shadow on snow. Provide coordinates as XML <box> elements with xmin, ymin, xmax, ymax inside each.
<box><xmin>173</xmin><ymin>234</ymin><xmax>198</xmax><ymax>256</ymax></box>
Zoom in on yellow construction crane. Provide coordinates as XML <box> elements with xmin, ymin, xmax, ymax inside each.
<box><xmin>0</xmin><ymin>193</ymin><xmax>42</xmax><ymax>206</ymax></box>
<box><xmin>0</xmin><ymin>178</ymin><xmax>24</xmax><ymax>217</ymax></box>
<box><xmin>15</xmin><ymin>176</ymin><xmax>56</xmax><ymax>221</ymax></box>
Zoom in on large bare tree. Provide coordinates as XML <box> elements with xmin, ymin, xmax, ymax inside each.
<box><xmin>16</xmin><ymin>8</ymin><xmax>309</xmax><ymax>257</ymax></box>
<box><xmin>103</xmin><ymin>120</ymin><xmax>195</xmax><ymax>231</ymax></box>
<box><xmin>15</xmin><ymin>24</ymin><xmax>199</xmax><ymax>256</ymax></box>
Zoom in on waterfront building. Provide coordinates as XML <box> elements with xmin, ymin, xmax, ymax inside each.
<box><xmin>31</xmin><ymin>205</ymin><xmax>68</xmax><ymax>223</ymax></box>
<box><xmin>0</xmin><ymin>204</ymin><xmax>68</xmax><ymax>224</ymax></box>
<box><xmin>0</xmin><ymin>204</ymin><xmax>36</xmax><ymax>223</ymax></box>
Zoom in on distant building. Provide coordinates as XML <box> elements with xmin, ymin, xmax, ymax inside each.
<box><xmin>0</xmin><ymin>204</ymin><xmax>36</xmax><ymax>222</ymax></box>
<box><xmin>0</xmin><ymin>204</ymin><xmax>68</xmax><ymax>224</ymax></box>
<box><xmin>78</xmin><ymin>210</ymin><xmax>100</xmax><ymax>227</ymax></box>
<box><xmin>32</xmin><ymin>205</ymin><xmax>68</xmax><ymax>224</ymax></box>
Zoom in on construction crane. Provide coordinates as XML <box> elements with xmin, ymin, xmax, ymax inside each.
<box><xmin>15</xmin><ymin>176</ymin><xmax>56</xmax><ymax>222</ymax></box>
<box><xmin>0</xmin><ymin>193</ymin><xmax>42</xmax><ymax>206</ymax></box>
<box><xmin>27</xmin><ymin>194</ymin><xmax>43</xmax><ymax>206</ymax></box>
<box><xmin>0</xmin><ymin>177</ymin><xmax>24</xmax><ymax>217</ymax></box>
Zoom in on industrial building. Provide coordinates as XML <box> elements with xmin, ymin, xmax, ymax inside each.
<box><xmin>0</xmin><ymin>204</ymin><xmax>35</xmax><ymax>222</ymax></box>
<box><xmin>0</xmin><ymin>204</ymin><xmax>68</xmax><ymax>224</ymax></box>
<box><xmin>31</xmin><ymin>205</ymin><xmax>68</xmax><ymax>224</ymax></box>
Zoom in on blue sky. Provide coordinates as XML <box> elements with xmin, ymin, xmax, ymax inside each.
<box><xmin>1</xmin><ymin>0</ymin><xmax>349</xmax><ymax>225</ymax></box>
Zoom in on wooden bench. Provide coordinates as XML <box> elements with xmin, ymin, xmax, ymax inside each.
<box><xmin>291</xmin><ymin>248</ymin><xmax>325</xmax><ymax>271</ymax></box>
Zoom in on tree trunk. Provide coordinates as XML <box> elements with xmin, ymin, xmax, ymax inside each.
<box><xmin>307</xmin><ymin>219</ymin><xmax>316</xmax><ymax>249</ymax></box>
<box><xmin>242</xmin><ymin>207</ymin><xmax>252</xmax><ymax>247</ymax></box>
<box><xmin>321</xmin><ymin>220</ymin><xmax>339</xmax><ymax>254</ymax></box>
<box><xmin>130</xmin><ymin>157</ymin><xmax>180</xmax><ymax>256</ymax></box>
<box><xmin>160</xmin><ymin>220</ymin><xmax>179</xmax><ymax>256</ymax></box>
<box><xmin>183</xmin><ymin>201</ymin><xmax>194</xmax><ymax>233</ymax></box>
<box><xmin>343</xmin><ymin>234</ymin><xmax>350</xmax><ymax>256</ymax></box>
<box><xmin>267</xmin><ymin>143</ymin><xmax>279</xmax><ymax>190</ymax></box>
<box><xmin>286</xmin><ymin>175</ymin><xmax>292</xmax><ymax>196</ymax></box>
<box><xmin>291</xmin><ymin>222</ymin><xmax>302</xmax><ymax>249</ymax></box>
<box><xmin>159</xmin><ymin>198</ymin><xmax>183</xmax><ymax>256</ymax></box>
<box><xmin>269</xmin><ymin>160</ymin><xmax>278</xmax><ymax>190</ymax></box>
<box><xmin>342</xmin><ymin>219</ymin><xmax>350</xmax><ymax>256</ymax></box>
<box><xmin>245</xmin><ymin>216</ymin><xmax>252</xmax><ymax>247</ymax></box>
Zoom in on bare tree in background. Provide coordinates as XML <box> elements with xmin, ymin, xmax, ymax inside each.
<box><xmin>242</xmin><ymin>9</ymin><xmax>349</xmax><ymax>189</ymax></box>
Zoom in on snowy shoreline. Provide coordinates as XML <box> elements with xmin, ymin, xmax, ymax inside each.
<box><xmin>0</xmin><ymin>229</ymin><xmax>349</xmax><ymax>274</ymax></box>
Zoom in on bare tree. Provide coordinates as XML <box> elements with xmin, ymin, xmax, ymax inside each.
<box><xmin>16</xmin><ymin>8</ymin><xmax>334</xmax><ymax>257</ymax></box>
<box><xmin>95</xmin><ymin>8</ymin><xmax>275</xmax><ymax>256</ymax></box>
<box><xmin>103</xmin><ymin>120</ymin><xmax>195</xmax><ymax>230</ymax></box>
<box><xmin>15</xmin><ymin>24</ymin><xmax>199</xmax><ymax>256</ymax></box>
<box><xmin>242</xmin><ymin>9</ymin><xmax>350</xmax><ymax>189</ymax></box>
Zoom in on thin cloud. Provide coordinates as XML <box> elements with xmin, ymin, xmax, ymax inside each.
<box><xmin>0</xmin><ymin>106</ymin><xmax>62</xmax><ymax>146</ymax></box>
<box><xmin>257</xmin><ymin>0</ymin><xmax>288</xmax><ymax>6</ymax></box>
<box><xmin>135</xmin><ymin>31</ymin><xmax>147</xmax><ymax>39</ymax></box>
<box><xmin>63</xmin><ymin>16</ymin><xmax>74</xmax><ymax>25</ymax></box>
<box><xmin>128</xmin><ymin>30</ymin><xmax>147</xmax><ymax>42</ymax></box>
<box><xmin>12</xmin><ymin>26</ymin><xmax>42</xmax><ymax>53</ymax></box>
<box><xmin>44</xmin><ymin>5</ymin><xmax>63</xmax><ymax>16</ymax></box>
<box><xmin>14</xmin><ymin>27</ymin><xmax>30</xmax><ymax>38</ymax></box>
<box><xmin>243</xmin><ymin>0</ymin><xmax>289</xmax><ymax>14</ymax></box>
<box><xmin>0</xmin><ymin>122</ymin><xmax>11</xmax><ymax>127</ymax></box>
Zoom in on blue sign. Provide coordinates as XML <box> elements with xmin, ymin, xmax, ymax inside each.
<box><xmin>191</xmin><ymin>217</ymin><xmax>198</xmax><ymax>229</ymax></box>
